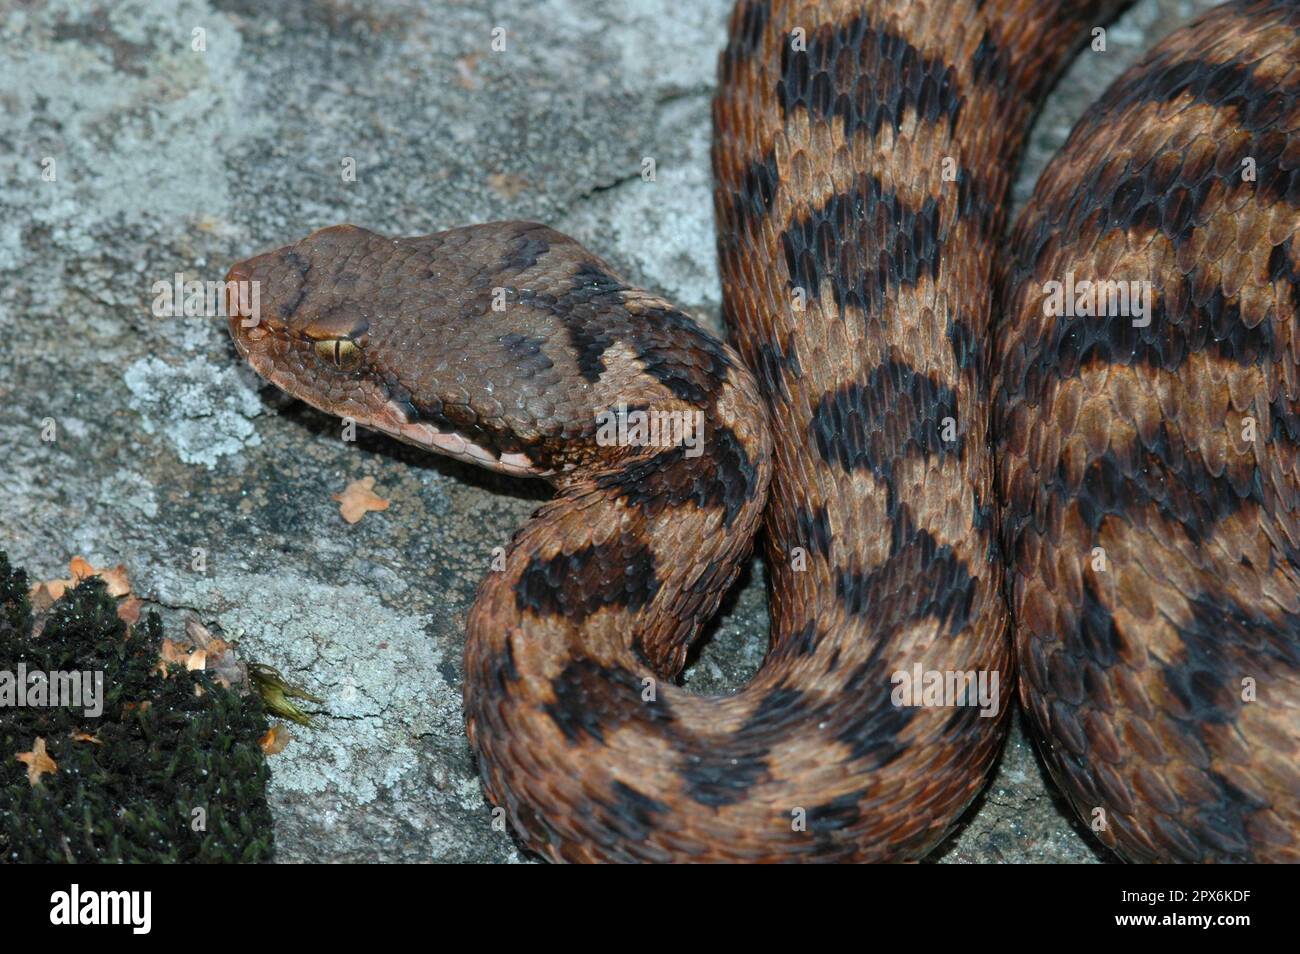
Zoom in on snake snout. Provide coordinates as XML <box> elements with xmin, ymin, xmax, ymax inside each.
<box><xmin>223</xmin><ymin>259</ymin><xmax>258</xmax><ymax>350</ymax></box>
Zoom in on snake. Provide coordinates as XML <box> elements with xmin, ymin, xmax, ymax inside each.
<box><xmin>225</xmin><ymin>0</ymin><xmax>1300</xmax><ymax>862</ymax></box>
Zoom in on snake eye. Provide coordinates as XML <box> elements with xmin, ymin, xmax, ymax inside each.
<box><xmin>314</xmin><ymin>337</ymin><xmax>362</xmax><ymax>370</ymax></box>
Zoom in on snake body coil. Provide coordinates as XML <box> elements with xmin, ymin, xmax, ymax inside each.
<box><xmin>997</xmin><ymin>0</ymin><xmax>1300</xmax><ymax>862</ymax></box>
<box><xmin>227</xmin><ymin>0</ymin><xmax>1300</xmax><ymax>861</ymax></box>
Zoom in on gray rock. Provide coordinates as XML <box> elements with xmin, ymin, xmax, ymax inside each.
<box><xmin>0</xmin><ymin>0</ymin><xmax>1217</xmax><ymax>862</ymax></box>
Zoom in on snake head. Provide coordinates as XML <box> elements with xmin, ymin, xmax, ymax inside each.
<box><xmin>225</xmin><ymin>222</ymin><xmax>651</xmax><ymax>479</ymax></box>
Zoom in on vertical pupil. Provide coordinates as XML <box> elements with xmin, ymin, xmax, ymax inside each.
<box><xmin>334</xmin><ymin>340</ymin><xmax>342</xmax><ymax>365</ymax></box>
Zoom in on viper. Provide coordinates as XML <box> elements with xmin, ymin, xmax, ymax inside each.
<box><xmin>225</xmin><ymin>0</ymin><xmax>1300</xmax><ymax>862</ymax></box>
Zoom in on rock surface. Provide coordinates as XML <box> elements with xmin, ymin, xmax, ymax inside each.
<box><xmin>1</xmin><ymin>0</ymin><xmax>1216</xmax><ymax>862</ymax></box>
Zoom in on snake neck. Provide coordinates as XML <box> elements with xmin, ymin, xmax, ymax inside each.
<box><xmin>472</xmin><ymin>328</ymin><xmax>774</xmax><ymax>680</ymax></box>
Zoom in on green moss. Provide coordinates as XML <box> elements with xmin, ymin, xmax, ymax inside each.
<box><xmin>0</xmin><ymin>551</ymin><xmax>275</xmax><ymax>862</ymax></box>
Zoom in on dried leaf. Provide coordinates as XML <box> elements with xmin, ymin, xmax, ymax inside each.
<box><xmin>15</xmin><ymin>737</ymin><xmax>58</xmax><ymax>785</ymax></box>
<box><xmin>158</xmin><ymin>638</ymin><xmax>206</xmax><ymax>676</ymax></box>
<box><xmin>179</xmin><ymin>618</ymin><xmax>249</xmax><ymax>691</ymax></box>
<box><xmin>97</xmin><ymin>563</ymin><xmax>131</xmax><ymax>598</ymax></box>
<box><xmin>259</xmin><ymin>723</ymin><xmax>291</xmax><ymax>755</ymax></box>
<box><xmin>333</xmin><ymin>476</ymin><xmax>390</xmax><ymax>524</ymax></box>
<box><xmin>28</xmin><ymin>584</ymin><xmax>55</xmax><ymax>613</ymax></box>
<box><xmin>117</xmin><ymin>596</ymin><xmax>143</xmax><ymax>625</ymax></box>
<box><xmin>206</xmin><ymin>649</ymin><xmax>246</xmax><ymax>691</ymax></box>
<box><xmin>31</xmin><ymin>557</ymin><xmax>137</xmax><ymax>620</ymax></box>
<box><xmin>185</xmin><ymin>618</ymin><xmax>219</xmax><ymax>650</ymax></box>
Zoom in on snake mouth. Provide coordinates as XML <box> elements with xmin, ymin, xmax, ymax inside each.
<box><xmin>365</xmin><ymin>408</ymin><xmax>545</xmax><ymax>477</ymax></box>
<box><xmin>232</xmin><ymin>328</ymin><xmax>545</xmax><ymax>479</ymax></box>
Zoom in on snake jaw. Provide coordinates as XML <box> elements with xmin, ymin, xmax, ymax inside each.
<box><xmin>237</xmin><ymin>334</ymin><xmax>546</xmax><ymax>477</ymax></box>
<box><xmin>367</xmin><ymin>404</ymin><xmax>546</xmax><ymax>477</ymax></box>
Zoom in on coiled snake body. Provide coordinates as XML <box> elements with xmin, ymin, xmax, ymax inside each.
<box><xmin>227</xmin><ymin>0</ymin><xmax>1300</xmax><ymax>861</ymax></box>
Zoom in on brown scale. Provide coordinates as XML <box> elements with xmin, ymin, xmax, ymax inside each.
<box><xmin>225</xmin><ymin>0</ymin><xmax>1293</xmax><ymax>861</ymax></box>
<box><xmin>995</xmin><ymin>0</ymin><xmax>1300</xmax><ymax>861</ymax></box>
